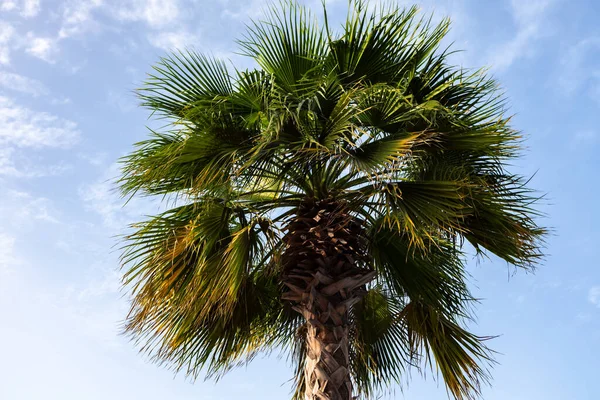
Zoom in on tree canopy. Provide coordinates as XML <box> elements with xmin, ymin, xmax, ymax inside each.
<box><xmin>119</xmin><ymin>2</ymin><xmax>546</xmax><ymax>399</ymax></box>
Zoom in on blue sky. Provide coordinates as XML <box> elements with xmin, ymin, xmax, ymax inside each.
<box><xmin>0</xmin><ymin>0</ymin><xmax>599</xmax><ymax>399</ymax></box>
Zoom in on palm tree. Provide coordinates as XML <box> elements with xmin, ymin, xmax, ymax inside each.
<box><xmin>119</xmin><ymin>2</ymin><xmax>545</xmax><ymax>399</ymax></box>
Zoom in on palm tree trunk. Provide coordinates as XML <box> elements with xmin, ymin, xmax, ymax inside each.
<box><xmin>281</xmin><ymin>198</ymin><xmax>375</xmax><ymax>400</ymax></box>
<box><xmin>302</xmin><ymin>305</ymin><xmax>351</xmax><ymax>399</ymax></box>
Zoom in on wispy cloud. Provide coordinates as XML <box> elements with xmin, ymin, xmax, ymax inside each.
<box><xmin>78</xmin><ymin>151</ymin><xmax>109</xmax><ymax>167</ymax></box>
<box><xmin>21</xmin><ymin>0</ymin><xmax>40</xmax><ymax>17</ymax></box>
<box><xmin>0</xmin><ymin>232</ymin><xmax>19</xmax><ymax>273</ymax></box>
<box><xmin>25</xmin><ymin>34</ymin><xmax>58</xmax><ymax>63</ymax></box>
<box><xmin>0</xmin><ymin>190</ymin><xmax>60</xmax><ymax>224</ymax></box>
<box><xmin>51</xmin><ymin>96</ymin><xmax>73</xmax><ymax>105</ymax></box>
<box><xmin>3</xmin><ymin>0</ymin><xmax>196</xmax><ymax>66</ymax></box>
<box><xmin>0</xmin><ymin>96</ymin><xmax>79</xmax><ymax>177</ymax></box>
<box><xmin>219</xmin><ymin>0</ymin><xmax>269</xmax><ymax>20</ymax></box>
<box><xmin>110</xmin><ymin>0</ymin><xmax>180</xmax><ymax>28</ymax></box>
<box><xmin>0</xmin><ymin>147</ymin><xmax>24</xmax><ymax>177</ymax></box>
<box><xmin>0</xmin><ymin>147</ymin><xmax>71</xmax><ymax>177</ymax></box>
<box><xmin>0</xmin><ymin>96</ymin><xmax>79</xmax><ymax>148</ymax></box>
<box><xmin>79</xmin><ymin>163</ymin><xmax>160</xmax><ymax>230</ymax></box>
<box><xmin>1</xmin><ymin>256</ymin><xmax>126</xmax><ymax>350</ymax></box>
<box><xmin>570</xmin><ymin>130</ymin><xmax>597</xmax><ymax>150</ymax></box>
<box><xmin>108</xmin><ymin>0</ymin><xmax>200</xmax><ymax>52</ymax></box>
<box><xmin>576</xmin><ymin>312</ymin><xmax>592</xmax><ymax>323</ymax></box>
<box><xmin>489</xmin><ymin>0</ymin><xmax>555</xmax><ymax>71</ymax></box>
<box><xmin>106</xmin><ymin>89</ymin><xmax>136</xmax><ymax>113</ymax></box>
<box><xmin>0</xmin><ymin>21</ymin><xmax>15</xmax><ymax>65</ymax></box>
<box><xmin>75</xmin><ymin>268</ymin><xmax>121</xmax><ymax>302</ymax></box>
<box><xmin>147</xmin><ymin>30</ymin><xmax>200</xmax><ymax>51</ymax></box>
<box><xmin>0</xmin><ymin>0</ymin><xmax>41</xmax><ymax>17</ymax></box>
<box><xmin>79</xmin><ymin>173</ymin><xmax>123</xmax><ymax>229</ymax></box>
<box><xmin>559</xmin><ymin>37</ymin><xmax>600</xmax><ymax>98</ymax></box>
<box><xmin>57</xmin><ymin>0</ymin><xmax>183</xmax><ymax>40</ymax></box>
<box><xmin>589</xmin><ymin>286</ymin><xmax>600</xmax><ymax>308</ymax></box>
<box><xmin>0</xmin><ymin>70</ymin><xmax>48</xmax><ymax>96</ymax></box>
<box><xmin>58</xmin><ymin>0</ymin><xmax>103</xmax><ymax>39</ymax></box>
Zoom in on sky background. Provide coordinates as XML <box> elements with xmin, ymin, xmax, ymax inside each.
<box><xmin>1</xmin><ymin>0</ymin><xmax>599</xmax><ymax>399</ymax></box>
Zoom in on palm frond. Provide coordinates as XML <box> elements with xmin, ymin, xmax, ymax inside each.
<box><xmin>238</xmin><ymin>1</ymin><xmax>327</xmax><ymax>95</ymax></box>
<box><xmin>139</xmin><ymin>50</ymin><xmax>232</xmax><ymax>118</ymax></box>
<box><xmin>350</xmin><ymin>288</ymin><xmax>410</xmax><ymax>398</ymax></box>
<box><xmin>329</xmin><ymin>3</ymin><xmax>448</xmax><ymax>86</ymax></box>
<box><xmin>401</xmin><ymin>301</ymin><xmax>495</xmax><ymax>400</ymax></box>
<box><xmin>368</xmin><ymin>219</ymin><xmax>472</xmax><ymax>318</ymax></box>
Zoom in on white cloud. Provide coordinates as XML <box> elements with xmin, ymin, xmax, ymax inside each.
<box><xmin>147</xmin><ymin>30</ymin><xmax>199</xmax><ymax>51</ymax></box>
<box><xmin>21</xmin><ymin>0</ymin><xmax>40</xmax><ymax>17</ymax></box>
<box><xmin>489</xmin><ymin>0</ymin><xmax>554</xmax><ymax>71</ymax></box>
<box><xmin>2</xmin><ymin>190</ymin><xmax>59</xmax><ymax>223</ymax></box>
<box><xmin>1</xmin><ymin>25</ymin><xmax>58</xmax><ymax>66</ymax></box>
<box><xmin>111</xmin><ymin>0</ymin><xmax>180</xmax><ymax>28</ymax></box>
<box><xmin>0</xmin><ymin>258</ymin><xmax>126</xmax><ymax>351</ymax></box>
<box><xmin>75</xmin><ymin>268</ymin><xmax>121</xmax><ymax>301</ymax></box>
<box><xmin>0</xmin><ymin>0</ymin><xmax>17</xmax><ymax>11</ymax></box>
<box><xmin>58</xmin><ymin>0</ymin><xmax>103</xmax><ymax>39</ymax></box>
<box><xmin>589</xmin><ymin>286</ymin><xmax>600</xmax><ymax>308</ymax></box>
<box><xmin>0</xmin><ymin>147</ymin><xmax>71</xmax><ymax>177</ymax></box>
<box><xmin>51</xmin><ymin>0</ymin><xmax>187</xmax><ymax>61</ymax></box>
<box><xmin>576</xmin><ymin>312</ymin><xmax>592</xmax><ymax>323</ymax></box>
<box><xmin>0</xmin><ymin>21</ymin><xmax>15</xmax><ymax>65</ymax></box>
<box><xmin>51</xmin><ymin>96</ymin><xmax>73</xmax><ymax>105</ymax></box>
<box><xmin>5</xmin><ymin>0</ymin><xmax>189</xmax><ymax>66</ymax></box>
<box><xmin>25</xmin><ymin>34</ymin><xmax>57</xmax><ymax>63</ymax></box>
<box><xmin>0</xmin><ymin>189</ymin><xmax>60</xmax><ymax>228</ymax></box>
<box><xmin>219</xmin><ymin>0</ymin><xmax>269</xmax><ymax>20</ymax></box>
<box><xmin>559</xmin><ymin>37</ymin><xmax>600</xmax><ymax>98</ymax></box>
<box><xmin>58</xmin><ymin>0</ymin><xmax>181</xmax><ymax>40</ymax></box>
<box><xmin>510</xmin><ymin>0</ymin><xmax>551</xmax><ymax>26</ymax></box>
<box><xmin>113</xmin><ymin>0</ymin><xmax>196</xmax><ymax>51</ymax></box>
<box><xmin>0</xmin><ymin>96</ymin><xmax>79</xmax><ymax>148</ymax></box>
<box><xmin>570</xmin><ymin>131</ymin><xmax>597</xmax><ymax>149</ymax></box>
<box><xmin>79</xmin><ymin>163</ymin><xmax>161</xmax><ymax>230</ymax></box>
<box><xmin>0</xmin><ymin>0</ymin><xmax>40</xmax><ymax>17</ymax></box>
<box><xmin>0</xmin><ymin>147</ymin><xmax>22</xmax><ymax>176</ymax></box>
<box><xmin>0</xmin><ymin>70</ymin><xmax>48</xmax><ymax>96</ymax></box>
<box><xmin>106</xmin><ymin>89</ymin><xmax>136</xmax><ymax>113</ymax></box>
<box><xmin>0</xmin><ymin>232</ymin><xmax>19</xmax><ymax>273</ymax></box>
<box><xmin>78</xmin><ymin>151</ymin><xmax>108</xmax><ymax>166</ymax></box>
<box><xmin>79</xmin><ymin>171</ymin><xmax>122</xmax><ymax>229</ymax></box>
<box><xmin>0</xmin><ymin>96</ymin><xmax>78</xmax><ymax>177</ymax></box>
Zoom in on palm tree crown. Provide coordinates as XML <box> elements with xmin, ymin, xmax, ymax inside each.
<box><xmin>119</xmin><ymin>2</ymin><xmax>545</xmax><ymax>399</ymax></box>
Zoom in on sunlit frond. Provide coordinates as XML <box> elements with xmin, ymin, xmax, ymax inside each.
<box><xmin>139</xmin><ymin>50</ymin><xmax>232</xmax><ymax>118</ymax></box>
<box><xmin>239</xmin><ymin>1</ymin><xmax>327</xmax><ymax>95</ymax></box>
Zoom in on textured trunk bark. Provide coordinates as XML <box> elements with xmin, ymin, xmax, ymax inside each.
<box><xmin>301</xmin><ymin>301</ymin><xmax>352</xmax><ymax>399</ymax></box>
<box><xmin>281</xmin><ymin>198</ymin><xmax>375</xmax><ymax>400</ymax></box>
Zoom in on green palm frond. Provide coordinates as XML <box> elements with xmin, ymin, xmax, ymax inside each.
<box><xmin>402</xmin><ymin>301</ymin><xmax>494</xmax><ymax>400</ymax></box>
<box><xmin>239</xmin><ymin>1</ymin><xmax>327</xmax><ymax>95</ymax></box>
<box><xmin>139</xmin><ymin>51</ymin><xmax>232</xmax><ymax>118</ymax></box>
<box><xmin>351</xmin><ymin>289</ymin><xmax>410</xmax><ymax>398</ymax></box>
<box><xmin>368</xmin><ymin>221</ymin><xmax>471</xmax><ymax>318</ymax></box>
<box><xmin>329</xmin><ymin>3</ymin><xmax>447</xmax><ymax>86</ymax></box>
<box><xmin>122</xmin><ymin>200</ymin><xmax>293</xmax><ymax>378</ymax></box>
